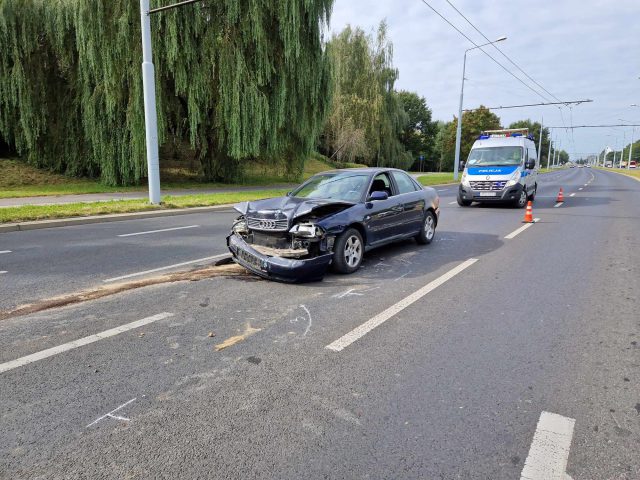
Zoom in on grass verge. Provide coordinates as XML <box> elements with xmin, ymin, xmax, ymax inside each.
<box><xmin>0</xmin><ymin>156</ymin><xmax>335</xmax><ymax>199</ymax></box>
<box><xmin>0</xmin><ymin>189</ymin><xmax>288</xmax><ymax>224</ymax></box>
<box><xmin>416</xmin><ymin>172</ymin><xmax>456</xmax><ymax>186</ymax></box>
<box><xmin>595</xmin><ymin>167</ymin><xmax>640</xmax><ymax>181</ymax></box>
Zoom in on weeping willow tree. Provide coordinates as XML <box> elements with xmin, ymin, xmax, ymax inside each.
<box><xmin>0</xmin><ymin>0</ymin><xmax>334</xmax><ymax>185</ymax></box>
<box><xmin>321</xmin><ymin>22</ymin><xmax>411</xmax><ymax>169</ymax></box>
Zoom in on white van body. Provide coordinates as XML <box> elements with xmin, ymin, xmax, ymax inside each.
<box><xmin>457</xmin><ymin>129</ymin><xmax>538</xmax><ymax>208</ymax></box>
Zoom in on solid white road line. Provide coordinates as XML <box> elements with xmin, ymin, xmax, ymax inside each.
<box><xmin>448</xmin><ymin>201</ymin><xmax>457</xmax><ymax>205</ymax></box>
<box><xmin>325</xmin><ymin>258</ymin><xmax>478</xmax><ymax>352</ymax></box>
<box><xmin>118</xmin><ymin>225</ymin><xmax>200</xmax><ymax>237</ymax></box>
<box><xmin>0</xmin><ymin>313</ymin><xmax>174</xmax><ymax>374</ymax></box>
<box><xmin>504</xmin><ymin>218</ymin><xmax>540</xmax><ymax>239</ymax></box>
<box><xmin>569</xmin><ymin>193</ymin><xmax>576</xmax><ymax>197</ymax></box>
<box><xmin>0</xmin><ymin>250</ymin><xmax>11</xmax><ymax>254</ymax></box>
<box><xmin>520</xmin><ymin>411</ymin><xmax>575</xmax><ymax>480</ymax></box>
<box><xmin>0</xmin><ymin>271</ymin><xmax>7</xmax><ymax>274</ymax></box>
<box><xmin>103</xmin><ymin>254</ymin><xmax>228</xmax><ymax>283</ymax></box>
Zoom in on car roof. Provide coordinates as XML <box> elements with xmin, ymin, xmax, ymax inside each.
<box><xmin>317</xmin><ymin>167</ymin><xmax>405</xmax><ymax>175</ymax></box>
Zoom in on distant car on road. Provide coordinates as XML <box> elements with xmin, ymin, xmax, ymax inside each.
<box><xmin>227</xmin><ymin>168</ymin><xmax>440</xmax><ymax>282</ymax></box>
<box><xmin>630</xmin><ymin>161</ymin><xmax>637</xmax><ymax>169</ymax></box>
<box><xmin>570</xmin><ymin>164</ymin><xmax>576</xmax><ymax>168</ymax></box>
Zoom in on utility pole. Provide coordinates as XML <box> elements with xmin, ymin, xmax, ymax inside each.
<box><xmin>547</xmin><ymin>134</ymin><xmax>552</xmax><ymax>169</ymax></box>
<box><xmin>628</xmin><ymin>127</ymin><xmax>635</xmax><ymax>170</ymax></box>
<box><xmin>537</xmin><ymin>117</ymin><xmax>543</xmax><ymax>168</ymax></box>
<box><xmin>139</xmin><ymin>0</ymin><xmax>161</xmax><ymax>204</ymax></box>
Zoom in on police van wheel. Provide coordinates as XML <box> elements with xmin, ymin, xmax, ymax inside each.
<box><xmin>515</xmin><ymin>189</ymin><xmax>527</xmax><ymax>208</ymax></box>
<box><xmin>457</xmin><ymin>195</ymin><xmax>472</xmax><ymax>207</ymax></box>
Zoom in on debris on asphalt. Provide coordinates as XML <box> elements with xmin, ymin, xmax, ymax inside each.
<box><xmin>0</xmin><ymin>263</ymin><xmax>248</xmax><ymax>321</ymax></box>
<box><xmin>214</xmin><ymin>324</ymin><xmax>261</xmax><ymax>351</ymax></box>
<box><xmin>208</xmin><ymin>331</ymin><xmax>216</xmax><ymax>338</ymax></box>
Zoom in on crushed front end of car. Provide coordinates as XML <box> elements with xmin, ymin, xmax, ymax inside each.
<box><xmin>226</xmin><ymin>199</ymin><xmax>351</xmax><ymax>282</ymax></box>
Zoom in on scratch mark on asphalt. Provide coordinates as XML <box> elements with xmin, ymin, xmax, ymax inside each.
<box><xmin>86</xmin><ymin>398</ymin><xmax>137</xmax><ymax>428</ymax></box>
<box><xmin>300</xmin><ymin>305</ymin><xmax>312</xmax><ymax>336</ymax></box>
<box><xmin>332</xmin><ymin>289</ymin><xmax>364</xmax><ymax>299</ymax></box>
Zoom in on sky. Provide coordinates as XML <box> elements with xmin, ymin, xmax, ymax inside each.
<box><xmin>328</xmin><ymin>0</ymin><xmax>640</xmax><ymax>160</ymax></box>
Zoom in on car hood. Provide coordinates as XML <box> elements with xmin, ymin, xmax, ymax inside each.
<box><xmin>234</xmin><ymin>196</ymin><xmax>355</xmax><ymax>221</ymax></box>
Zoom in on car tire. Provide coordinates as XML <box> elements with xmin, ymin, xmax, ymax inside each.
<box><xmin>457</xmin><ymin>194</ymin><xmax>472</xmax><ymax>206</ymax></box>
<box><xmin>514</xmin><ymin>189</ymin><xmax>527</xmax><ymax>208</ymax></box>
<box><xmin>415</xmin><ymin>210</ymin><xmax>437</xmax><ymax>245</ymax></box>
<box><xmin>332</xmin><ymin>228</ymin><xmax>364</xmax><ymax>274</ymax></box>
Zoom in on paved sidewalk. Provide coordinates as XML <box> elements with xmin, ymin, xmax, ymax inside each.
<box><xmin>0</xmin><ymin>184</ymin><xmax>295</xmax><ymax>208</ymax></box>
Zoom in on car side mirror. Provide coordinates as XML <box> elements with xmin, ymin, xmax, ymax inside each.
<box><xmin>525</xmin><ymin>160</ymin><xmax>536</xmax><ymax>170</ymax></box>
<box><xmin>368</xmin><ymin>191</ymin><xmax>388</xmax><ymax>201</ymax></box>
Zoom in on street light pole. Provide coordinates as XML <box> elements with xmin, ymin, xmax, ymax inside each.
<box><xmin>547</xmin><ymin>134</ymin><xmax>552</xmax><ymax>169</ymax></box>
<box><xmin>140</xmin><ymin>0</ymin><xmax>161</xmax><ymax>204</ymax></box>
<box><xmin>453</xmin><ymin>36</ymin><xmax>507</xmax><ymax>181</ymax></box>
<box><xmin>537</xmin><ymin>117</ymin><xmax>543</xmax><ymax>168</ymax></box>
<box><xmin>628</xmin><ymin>127</ymin><xmax>635</xmax><ymax>170</ymax></box>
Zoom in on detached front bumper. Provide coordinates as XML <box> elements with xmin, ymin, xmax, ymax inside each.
<box><xmin>227</xmin><ymin>233</ymin><xmax>332</xmax><ymax>283</ymax></box>
<box><xmin>458</xmin><ymin>183</ymin><xmax>524</xmax><ymax>203</ymax></box>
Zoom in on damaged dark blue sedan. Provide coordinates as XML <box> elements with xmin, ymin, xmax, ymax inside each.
<box><xmin>227</xmin><ymin>168</ymin><xmax>440</xmax><ymax>282</ymax></box>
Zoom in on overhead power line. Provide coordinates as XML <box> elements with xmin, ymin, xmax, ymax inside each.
<box><xmin>418</xmin><ymin>0</ymin><xmax>552</xmax><ymax>103</ymax></box>
<box><xmin>546</xmin><ymin>124</ymin><xmax>640</xmax><ymax>128</ymax></box>
<box><xmin>445</xmin><ymin>0</ymin><xmax>561</xmax><ymax>104</ymax></box>
<box><xmin>463</xmin><ymin>99</ymin><xmax>592</xmax><ymax>111</ymax></box>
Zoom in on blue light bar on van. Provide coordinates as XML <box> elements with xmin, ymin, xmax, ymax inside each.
<box><xmin>478</xmin><ymin>134</ymin><xmax>490</xmax><ymax>139</ymax></box>
<box><xmin>511</xmin><ymin>133</ymin><xmax>523</xmax><ymax>137</ymax></box>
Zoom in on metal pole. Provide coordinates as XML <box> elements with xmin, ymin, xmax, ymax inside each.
<box><xmin>140</xmin><ymin>0</ymin><xmax>161</xmax><ymax>204</ymax></box>
<box><xmin>453</xmin><ymin>51</ymin><xmax>467</xmax><ymax>181</ymax></box>
<box><xmin>537</xmin><ymin>117</ymin><xmax>543</xmax><ymax>168</ymax></box>
<box><xmin>628</xmin><ymin>127</ymin><xmax>634</xmax><ymax>169</ymax></box>
<box><xmin>547</xmin><ymin>134</ymin><xmax>552</xmax><ymax>169</ymax></box>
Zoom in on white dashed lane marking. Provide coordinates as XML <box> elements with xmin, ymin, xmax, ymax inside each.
<box><xmin>117</xmin><ymin>225</ymin><xmax>200</xmax><ymax>237</ymax></box>
<box><xmin>0</xmin><ymin>313</ymin><xmax>174</xmax><ymax>374</ymax></box>
<box><xmin>325</xmin><ymin>258</ymin><xmax>478</xmax><ymax>352</ymax></box>
<box><xmin>103</xmin><ymin>254</ymin><xmax>228</xmax><ymax>282</ymax></box>
<box><xmin>521</xmin><ymin>411</ymin><xmax>576</xmax><ymax>480</ymax></box>
<box><xmin>504</xmin><ymin>218</ymin><xmax>540</xmax><ymax>239</ymax></box>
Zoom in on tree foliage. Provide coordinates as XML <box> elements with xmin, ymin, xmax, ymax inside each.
<box><xmin>0</xmin><ymin>0</ymin><xmax>334</xmax><ymax>185</ymax></box>
<box><xmin>508</xmin><ymin>119</ymin><xmax>551</xmax><ymax>165</ymax></box>
<box><xmin>320</xmin><ymin>23</ymin><xmax>411</xmax><ymax>169</ymax></box>
<box><xmin>440</xmin><ymin>106</ymin><xmax>501</xmax><ymax>171</ymax></box>
<box><xmin>397</xmin><ymin>91</ymin><xmax>438</xmax><ymax>171</ymax></box>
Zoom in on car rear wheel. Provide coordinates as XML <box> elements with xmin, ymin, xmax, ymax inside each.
<box><xmin>415</xmin><ymin>210</ymin><xmax>436</xmax><ymax>245</ymax></box>
<box><xmin>332</xmin><ymin>228</ymin><xmax>364</xmax><ymax>274</ymax></box>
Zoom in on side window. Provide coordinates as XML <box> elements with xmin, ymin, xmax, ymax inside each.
<box><xmin>370</xmin><ymin>173</ymin><xmax>393</xmax><ymax>197</ymax></box>
<box><xmin>391</xmin><ymin>171</ymin><xmax>418</xmax><ymax>194</ymax></box>
<box><xmin>529</xmin><ymin>147</ymin><xmax>537</xmax><ymax>164</ymax></box>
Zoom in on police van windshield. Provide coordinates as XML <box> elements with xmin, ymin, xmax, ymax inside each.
<box><xmin>467</xmin><ymin>146</ymin><xmax>523</xmax><ymax>167</ymax></box>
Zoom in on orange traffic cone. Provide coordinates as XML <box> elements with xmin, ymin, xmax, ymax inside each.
<box><xmin>523</xmin><ymin>201</ymin><xmax>533</xmax><ymax>223</ymax></box>
<box><xmin>556</xmin><ymin>188</ymin><xmax>565</xmax><ymax>203</ymax></box>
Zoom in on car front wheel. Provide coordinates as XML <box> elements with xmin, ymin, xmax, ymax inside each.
<box><xmin>332</xmin><ymin>228</ymin><xmax>364</xmax><ymax>274</ymax></box>
<box><xmin>415</xmin><ymin>210</ymin><xmax>436</xmax><ymax>245</ymax></box>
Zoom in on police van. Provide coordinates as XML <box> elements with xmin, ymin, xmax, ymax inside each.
<box><xmin>457</xmin><ymin>128</ymin><xmax>538</xmax><ymax>208</ymax></box>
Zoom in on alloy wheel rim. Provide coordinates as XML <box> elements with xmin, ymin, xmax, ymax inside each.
<box><xmin>425</xmin><ymin>215</ymin><xmax>435</xmax><ymax>240</ymax></box>
<box><xmin>344</xmin><ymin>235</ymin><xmax>362</xmax><ymax>267</ymax></box>
<box><xmin>519</xmin><ymin>191</ymin><xmax>527</xmax><ymax>206</ymax></box>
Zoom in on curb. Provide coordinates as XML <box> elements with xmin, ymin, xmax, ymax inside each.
<box><xmin>0</xmin><ymin>204</ymin><xmax>235</xmax><ymax>233</ymax></box>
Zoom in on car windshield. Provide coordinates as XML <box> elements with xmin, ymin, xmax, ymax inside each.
<box><xmin>291</xmin><ymin>173</ymin><xmax>369</xmax><ymax>202</ymax></box>
<box><xmin>466</xmin><ymin>146</ymin><xmax>523</xmax><ymax>166</ymax></box>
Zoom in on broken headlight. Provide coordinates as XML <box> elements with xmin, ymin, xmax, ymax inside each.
<box><xmin>289</xmin><ymin>223</ymin><xmax>323</xmax><ymax>238</ymax></box>
<box><xmin>232</xmin><ymin>216</ymin><xmax>248</xmax><ymax>234</ymax></box>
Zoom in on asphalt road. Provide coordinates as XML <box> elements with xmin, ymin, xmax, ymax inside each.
<box><xmin>1</xmin><ymin>168</ymin><xmax>639</xmax><ymax>479</ymax></box>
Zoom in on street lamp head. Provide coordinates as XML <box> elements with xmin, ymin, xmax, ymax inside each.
<box><xmin>495</xmin><ymin>36</ymin><xmax>507</xmax><ymax>42</ymax></box>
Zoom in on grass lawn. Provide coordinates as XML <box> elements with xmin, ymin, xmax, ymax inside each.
<box><xmin>0</xmin><ymin>189</ymin><xmax>288</xmax><ymax>224</ymax></box>
<box><xmin>0</xmin><ymin>156</ymin><xmax>334</xmax><ymax>199</ymax></box>
<box><xmin>416</xmin><ymin>172</ymin><xmax>456</xmax><ymax>186</ymax></box>
<box><xmin>595</xmin><ymin>167</ymin><xmax>640</xmax><ymax>181</ymax></box>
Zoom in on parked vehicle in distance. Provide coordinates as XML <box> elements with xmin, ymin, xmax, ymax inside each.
<box><xmin>457</xmin><ymin>128</ymin><xmax>538</xmax><ymax>208</ymax></box>
<box><xmin>227</xmin><ymin>168</ymin><xmax>440</xmax><ymax>282</ymax></box>
<box><xmin>630</xmin><ymin>161</ymin><xmax>637</xmax><ymax>169</ymax></box>
<box><xmin>605</xmin><ymin>162</ymin><xmax>613</xmax><ymax>168</ymax></box>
